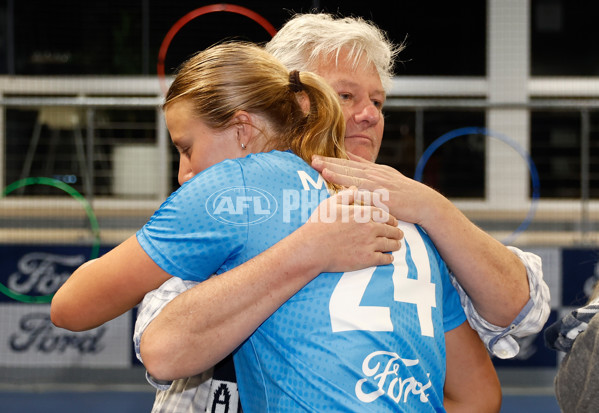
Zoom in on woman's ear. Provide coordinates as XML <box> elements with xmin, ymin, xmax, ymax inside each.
<box><xmin>231</xmin><ymin>111</ymin><xmax>253</xmax><ymax>148</ymax></box>
<box><xmin>231</xmin><ymin>110</ymin><xmax>270</xmax><ymax>152</ymax></box>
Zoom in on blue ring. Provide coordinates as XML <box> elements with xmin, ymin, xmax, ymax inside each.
<box><xmin>414</xmin><ymin>127</ymin><xmax>540</xmax><ymax>244</ymax></box>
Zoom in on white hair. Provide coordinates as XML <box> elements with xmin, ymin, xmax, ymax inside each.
<box><xmin>265</xmin><ymin>13</ymin><xmax>404</xmax><ymax>92</ymax></box>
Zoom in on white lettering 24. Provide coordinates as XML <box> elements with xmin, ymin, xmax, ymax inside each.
<box><xmin>329</xmin><ymin>223</ymin><xmax>436</xmax><ymax>337</ymax></box>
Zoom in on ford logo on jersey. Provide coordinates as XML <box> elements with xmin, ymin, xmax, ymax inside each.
<box><xmin>205</xmin><ymin>186</ymin><xmax>278</xmax><ymax>226</ymax></box>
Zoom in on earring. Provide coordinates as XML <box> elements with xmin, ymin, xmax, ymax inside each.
<box><xmin>241</xmin><ymin>143</ymin><xmax>246</xmax><ymax>150</ymax></box>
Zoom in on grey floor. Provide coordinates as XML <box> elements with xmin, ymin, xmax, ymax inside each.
<box><xmin>0</xmin><ymin>391</ymin><xmax>561</xmax><ymax>413</ymax></box>
<box><xmin>0</xmin><ymin>367</ymin><xmax>561</xmax><ymax>412</ymax></box>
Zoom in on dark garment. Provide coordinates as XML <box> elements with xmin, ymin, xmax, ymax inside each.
<box><xmin>553</xmin><ymin>313</ymin><xmax>599</xmax><ymax>413</ymax></box>
<box><xmin>211</xmin><ymin>355</ymin><xmax>242</xmax><ymax>412</ymax></box>
<box><xmin>544</xmin><ymin>301</ymin><xmax>599</xmax><ymax>353</ymax></box>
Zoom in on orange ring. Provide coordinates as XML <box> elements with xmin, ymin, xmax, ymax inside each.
<box><xmin>157</xmin><ymin>4</ymin><xmax>277</xmax><ymax>94</ymax></box>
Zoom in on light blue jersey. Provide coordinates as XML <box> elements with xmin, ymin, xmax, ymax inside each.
<box><xmin>137</xmin><ymin>150</ymin><xmax>466</xmax><ymax>412</ymax></box>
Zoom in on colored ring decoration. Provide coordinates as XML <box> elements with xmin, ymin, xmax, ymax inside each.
<box><xmin>414</xmin><ymin>127</ymin><xmax>540</xmax><ymax>244</ymax></box>
<box><xmin>0</xmin><ymin>177</ymin><xmax>101</xmax><ymax>303</ymax></box>
<box><xmin>157</xmin><ymin>3</ymin><xmax>278</xmax><ymax>94</ymax></box>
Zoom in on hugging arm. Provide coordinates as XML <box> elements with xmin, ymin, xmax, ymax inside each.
<box><xmin>140</xmin><ymin>190</ymin><xmax>402</xmax><ymax>380</ymax></box>
<box><xmin>312</xmin><ymin>154</ymin><xmax>550</xmax><ymax>340</ymax></box>
<box><xmin>51</xmin><ymin>235</ymin><xmax>172</xmax><ymax>331</ymax></box>
<box><xmin>52</xmin><ymin>190</ymin><xmax>400</xmax><ymax>339</ymax></box>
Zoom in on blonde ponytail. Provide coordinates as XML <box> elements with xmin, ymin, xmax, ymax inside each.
<box><xmin>287</xmin><ymin>71</ymin><xmax>348</xmax><ymax>180</ymax></box>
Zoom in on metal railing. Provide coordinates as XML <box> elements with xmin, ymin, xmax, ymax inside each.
<box><xmin>0</xmin><ymin>76</ymin><xmax>598</xmax><ymax>246</ymax></box>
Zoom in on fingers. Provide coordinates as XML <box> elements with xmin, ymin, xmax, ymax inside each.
<box><xmin>374</xmin><ymin>233</ymin><xmax>401</xmax><ymax>252</ymax></box>
<box><xmin>363</xmin><ymin>227</ymin><xmax>402</xmax><ymax>266</ymax></box>
<box><xmin>312</xmin><ymin>202</ymin><xmax>395</xmax><ymax>226</ymax></box>
<box><xmin>306</xmin><ymin>200</ymin><xmax>402</xmax><ymax>272</ymax></box>
<box><xmin>386</xmin><ymin>214</ymin><xmax>399</xmax><ymax>227</ymax></box>
<box><xmin>346</xmin><ymin>152</ymin><xmax>372</xmax><ymax>163</ymax></box>
<box><xmin>345</xmin><ymin>197</ymin><xmax>394</xmax><ymax>226</ymax></box>
<box><xmin>322</xmin><ymin>167</ymin><xmax>367</xmax><ymax>190</ymax></box>
<box><xmin>312</xmin><ymin>154</ymin><xmax>371</xmax><ymax>169</ymax></box>
<box><xmin>344</xmin><ymin>223</ymin><xmax>401</xmax><ymax>268</ymax></box>
<box><xmin>312</xmin><ymin>156</ymin><xmax>385</xmax><ymax>193</ymax></box>
<box><xmin>368</xmin><ymin>252</ymin><xmax>395</xmax><ymax>267</ymax></box>
<box><xmin>333</xmin><ymin>186</ymin><xmax>358</xmax><ymax>205</ymax></box>
<box><xmin>314</xmin><ymin>158</ymin><xmax>364</xmax><ymax>176</ymax></box>
<box><xmin>353</xmin><ymin>189</ymin><xmax>390</xmax><ymax>211</ymax></box>
<box><xmin>312</xmin><ymin>156</ymin><xmax>365</xmax><ymax>179</ymax></box>
<box><xmin>366</xmin><ymin>205</ymin><xmax>389</xmax><ymax>223</ymax></box>
<box><xmin>362</xmin><ymin>204</ymin><xmax>392</xmax><ymax>223</ymax></box>
<box><xmin>376</xmin><ymin>221</ymin><xmax>403</xmax><ymax>241</ymax></box>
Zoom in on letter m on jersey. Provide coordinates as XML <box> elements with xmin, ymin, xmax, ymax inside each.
<box><xmin>297</xmin><ymin>170</ymin><xmax>325</xmax><ymax>190</ymax></box>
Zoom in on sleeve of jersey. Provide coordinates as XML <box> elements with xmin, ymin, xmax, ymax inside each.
<box><xmin>136</xmin><ymin>160</ymin><xmax>248</xmax><ymax>282</ymax></box>
<box><xmin>440</xmin><ymin>259</ymin><xmax>468</xmax><ymax>333</ymax></box>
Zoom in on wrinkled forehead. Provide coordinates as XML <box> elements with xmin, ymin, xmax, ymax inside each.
<box><xmin>313</xmin><ymin>51</ymin><xmax>385</xmax><ymax>95</ymax></box>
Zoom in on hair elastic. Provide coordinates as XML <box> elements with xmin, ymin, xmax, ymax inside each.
<box><xmin>288</xmin><ymin>70</ymin><xmax>303</xmax><ymax>93</ymax></box>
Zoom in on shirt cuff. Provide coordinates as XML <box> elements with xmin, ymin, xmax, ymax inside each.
<box><xmin>133</xmin><ymin>277</ymin><xmax>199</xmax><ymax>390</ymax></box>
<box><xmin>451</xmin><ymin>246</ymin><xmax>551</xmax><ymax>358</ymax></box>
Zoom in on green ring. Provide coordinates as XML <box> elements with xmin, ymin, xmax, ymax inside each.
<box><xmin>1</xmin><ymin>177</ymin><xmax>101</xmax><ymax>303</ymax></box>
